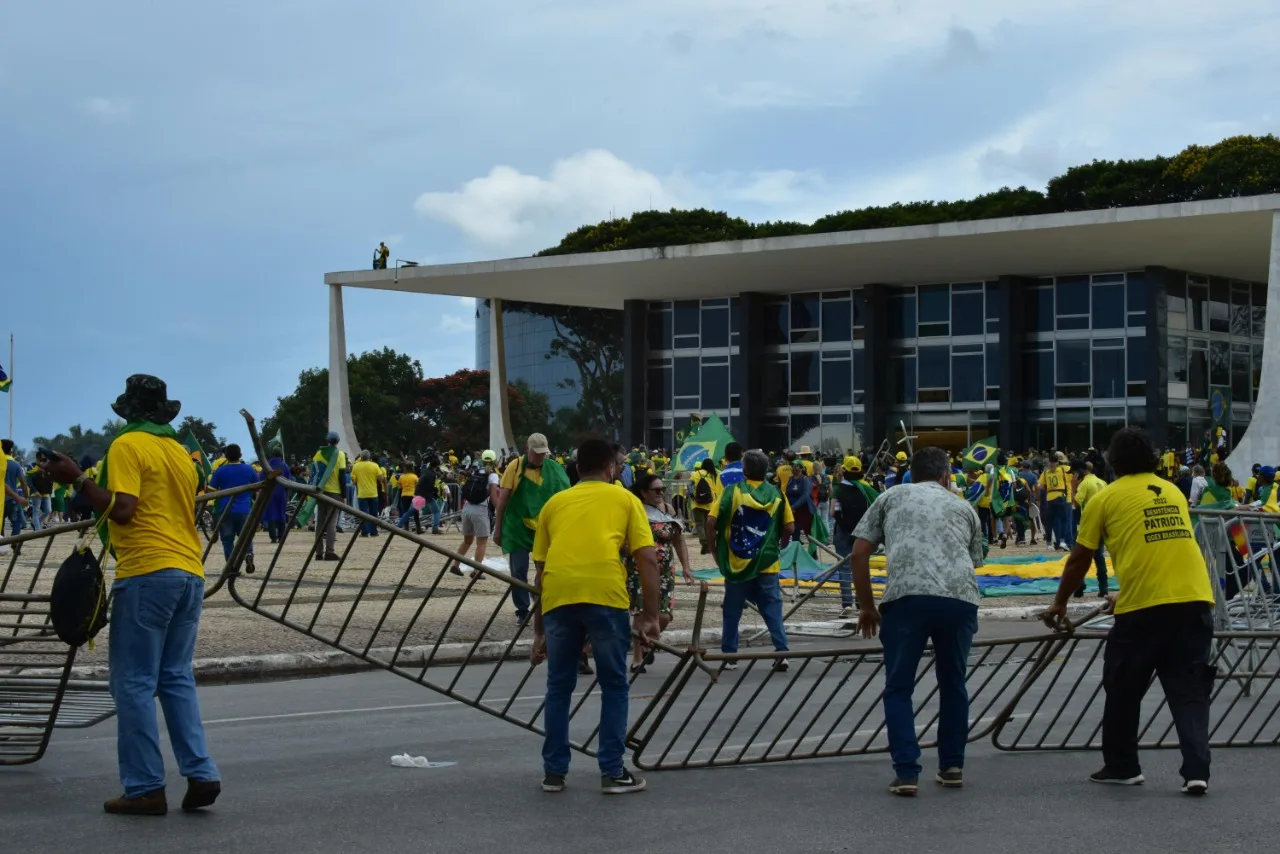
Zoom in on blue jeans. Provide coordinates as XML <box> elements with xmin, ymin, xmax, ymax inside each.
<box><xmin>880</xmin><ymin>595</ymin><xmax>978</xmax><ymax>779</ymax></box>
<box><xmin>542</xmin><ymin>604</ymin><xmax>631</xmax><ymax>777</ymax></box>
<box><xmin>109</xmin><ymin>570</ymin><xmax>219</xmax><ymax>797</ymax></box>
<box><xmin>218</xmin><ymin>509</ymin><xmax>254</xmax><ymax>560</ymax></box>
<box><xmin>721</xmin><ymin>573</ymin><xmax>789</xmax><ymax>653</ymax></box>
<box><xmin>1045</xmin><ymin>498</ymin><xmax>1072</xmax><ymax>547</ymax></box>
<box><xmin>30</xmin><ymin>496</ymin><xmax>50</xmax><ymax>531</ymax></box>
<box><xmin>358</xmin><ymin>497</ymin><xmax>380</xmax><ymax>535</ymax></box>
<box><xmin>508</xmin><ymin>549</ymin><xmax>531</xmax><ymax>618</ymax></box>
<box><xmin>833</xmin><ymin>526</ymin><xmax>855</xmax><ymax>608</ymax></box>
<box><xmin>3</xmin><ymin>499</ymin><xmax>24</xmax><ymax>537</ymax></box>
<box><xmin>430</xmin><ymin>499</ymin><xmax>442</xmax><ymax>532</ymax></box>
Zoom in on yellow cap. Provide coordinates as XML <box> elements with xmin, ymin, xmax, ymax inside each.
<box><xmin>842</xmin><ymin>455</ymin><xmax>863</xmax><ymax>473</ymax></box>
<box><xmin>895</xmin><ymin>451</ymin><xmax>908</xmax><ymax>462</ymax></box>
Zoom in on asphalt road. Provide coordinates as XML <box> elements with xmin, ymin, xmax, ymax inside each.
<box><xmin>4</xmin><ymin>643</ymin><xmax>1280</xmax><ymax>854</ymax></box>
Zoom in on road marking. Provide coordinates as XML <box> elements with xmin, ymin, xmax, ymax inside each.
<box><xmin>202</xmin><ymin>694</ymin><xmax>550</xmax><ymax>725</ymax></box>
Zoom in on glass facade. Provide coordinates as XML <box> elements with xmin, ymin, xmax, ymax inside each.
<box><xmin>475</xmin><ymin>302</ymin><xmax>584</xmax><ymax>414</ymax></box>
<box><xmin>639</xmin><ymin>268</ymin><xmax>1267</xmax><ymax>455</ymax></box>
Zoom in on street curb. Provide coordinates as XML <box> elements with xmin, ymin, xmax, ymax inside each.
<box><xmin>50</xmin><ymin>608</ymin><xmax>1090</xmax><ymax>685</ymax></box>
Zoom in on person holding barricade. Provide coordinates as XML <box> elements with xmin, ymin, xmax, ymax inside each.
<box><xmin>1043</xmin><ymin>428</ymin><xmax>1214</xmax><ymax>796</ymax></box>
<box><xmin>849</xmin><ymin>446</ymin><xmax>984</xmax><ymax>796</ymax></box>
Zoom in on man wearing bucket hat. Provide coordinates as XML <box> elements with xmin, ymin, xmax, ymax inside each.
<box><xmin>40</xmin><ymin>375</ymin><xmax>220</xmax><ymax>815</ymax></box>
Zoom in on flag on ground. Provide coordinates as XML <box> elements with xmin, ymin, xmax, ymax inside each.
<box><xmin>675</xmin><ymin>414</ymin><xmax>736</xmax><ymax>473</ymax></box>
<box><xmin>961</xmin><ymin>436</ymin><xmax>998</xmax><ymax>472</ymax></box>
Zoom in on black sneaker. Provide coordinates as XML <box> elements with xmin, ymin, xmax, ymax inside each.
<box><xmin>1181</xmin><ymin>779</ymin><xmax>1208</xmax><ymax>796</ymax></box>
<box><xmin>772</xmin><ymin>658</ymin><xmax>790</xmax><ymax>673</ymax></box>
<box><xmin>542</xmin><ymin>773</ymin><xmax>566</xmax><ymax>793</ymax></box>
<box><xmin>1089</xmin><ymin>768</ymin><xmax>1144</xmax><ymax>785</ymax></box>
<box><xmin>578</xmin><ymin>653</ymin><xmax>594</xmax><ymax>676</ymax></box>
<box><xmin>936</xmin><ymin>767</ymin><xmax>963</xmax><ymax>788</ymax></box>
<box><xmin>889</xmin><ymin>777</ymin><xmax>919</xmax><ymax>797</ymax></box>
<box><xmin>601</xmin><ymin>769</ymin><xmax>647</xmax><ymax>794</ymax></box>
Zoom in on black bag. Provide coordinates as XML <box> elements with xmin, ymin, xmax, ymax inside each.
<box><xmin>1013</xmin><ymin>477</ymin><xmax>1031</xmax><ymax>505</ymax></box>
<box><xmin>462</xmin><ymin>469</ymin><xmax>490</xmax><ymax>505</ymax></box>
<box><xmin>50</xmin><ymin>547</ymin><xmax>108</xmax><ymax>647</ymax></box>
<box><xmin>694</xmin><ymin>475</ymin><xmax>714</xmax><ymax>505</ymax></box>
<box><xmin>816</xmin><ymin>476</ymin><xmax>831</xmax><ymax>503</ymax></box>
<box><xmin>28</xmin><ymin>470</ymin><xmax>54</xmax><ymax>496</ymax></box>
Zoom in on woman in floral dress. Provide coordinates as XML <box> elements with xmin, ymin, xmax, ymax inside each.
<box><xmin>627</xmin><ymin>473</ymin><xmax>694</xmax><ymax>674</ymax></box>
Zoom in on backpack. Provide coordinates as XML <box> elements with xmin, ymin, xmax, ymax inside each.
<box><xmin>1013</xmin><ymin>476</ymin><xmax>1030</xmax><ymax>505</ymax></box>
<box><xmin>816</xmin><ymin>476</ymin><xmax>831</xmax><ymax>503</ymax></box>
<box><xmin>462</xmin><ymin>469</ymin><xmax>490</xmax><ymax>505</ymax></box>
<box><xmin>694</xmin><ymin>474</ymin><xmax>714</xmax><ymax>505</ymax></box>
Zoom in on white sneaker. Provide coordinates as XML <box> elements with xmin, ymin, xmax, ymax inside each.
<box><xmin>772</xmin><ymin>658</ymin><xmax>790</xmax><ymax>673</ymax></box>
<box><xmin>721</xmin><ymin>661</ymin><xmax>740</xmax><ymax>671</ymax></box>
<box><xmin>839</xmin><ymin>606</ymin><xmax>855</xmax><ymax>619</ymax></box>
<box><xmin>1181</xmin><ymin>780</ymin><xmax>1208</xmax><ymax>796</ymax></box>
<box><xmin>0</xmin><ymin>545</ymin><xmax>10</xmax><ymax>555</ymax></box>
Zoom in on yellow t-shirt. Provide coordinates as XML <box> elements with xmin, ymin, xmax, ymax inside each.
<box><xmin>312</xmin><ymin>448</ymin><xmax>348</xmax><ymax>494</ymax></box>
<box><xmin>776</xmin><ymin>464</ymin><xmax>793</xmax><ymax>492</ymax></box>
<box><xmin>797</xmin><ymin>459</ymin><xmax>815</xmax><ymax>476</ymax></box>
<box><xmin>1074</xmin><ymin>473</ymin><xmax>1107</xmax><ymax>509</ymax></box>
<box><xmin>105</xmin><ymin>432</ymin><xmax>204</xmax><ymax>580</ymax></box>
<box><xmin>1075</xmin><ymin>473</ymin><xmax>1213</xmax><ymax>615</ymax></box>
<box><xmin>351</xmin><ymin>460</ymin><xmax>382</xmax><ymax>499</ymax></box>
<box><xmin>532</xmin><ymin>480</ymin><xmax>655</xmax><ymax>615</ymax></box>
<box><xmin>975</xmin><ymin>473</ymin><xmax>992</xmax><ymax>508</ymax></box>
<box><xmin>1162</xmin><ymin>451</ymin><xmax>1176</xmax><ymax>475</ymax></box>
<box><xmin>1245</xmin><ymin>476</ymin><xmax>1258</xmax><ymax>499</ymax></box>
<box><xmin>500</xmin><ymin>457</ymin><xmax>544</xmax><ymax>490</ymax></box>
<box><xmin>709</xmin><ymin>480</ymin><xmax>794</xmax><ymax>575</ymax></box>
<box><xmin>1042</xmin><ymin>467</ymin><xmax>1070</xmax><ymax>501</ymax></box>
<box><xmin>398</xmin><ymin>472</ymin><xmax>418</xmax><ymax>495</ymax></box>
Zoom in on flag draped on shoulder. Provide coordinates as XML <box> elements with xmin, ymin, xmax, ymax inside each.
<box><xmin>960</xmin><ymin>436</ymin><xmax>998</xmax><ymax>472</ymax></box>
<box><xmin>715</xmin><ymin>480</ymin><xmax>785</xmax><ymax>583</ymax></box>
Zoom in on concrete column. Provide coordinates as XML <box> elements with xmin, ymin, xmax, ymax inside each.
<box><xmin>1227</xmin><ymin>211</ymin><xmax>1280</xmax><ymax>478</ymax></box>
<box><xmin>861</xmin><ymin>283</ymin><xmax>892</xmax><ymax>454</ymax></box>
<box><xmin>736</xmin><ymin>293</ymin><xmax>766</xmax><ymax>451</ymax></box>
<box><xmin>997</xmin><ymin>276</ymin><xmax>1030</xmax><ymax>451</ymax></box>
<box><xmin>621</xmin><ymin>299</ymin><xmax>647</xmax><ymax>448</ymax></box>
<box><xmin>327</xmin><ymin>284</ymin><xmax>362</xmax><ymax>456</ymax></box>
<box><xmin>488</xmin><ymin>299</ymin><xmax>517</xmax><ymax>454</ymax></box>
<box><xmin>1142</xmin><ymin>266</ymin><xmax>1175</xmax><ymax>450</ymax></box>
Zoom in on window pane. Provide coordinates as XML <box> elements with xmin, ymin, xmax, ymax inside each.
<box><xmin>1170</xmin><ymin>339</ymin><xmax>1187</xmax><ymax>383</ymax></box>
<box><xmin>1056</xmin><ymin>340</ymin><xmax>1090</xmax><ymax>385</ymax></box>
<box><xmin>674</xmin><ymin>357</ymin><xmax>699</xmax><ymax>397</ymax></box>
<box><xmin>822</xmin><ymin>299</ymin><xmax>852</xmax><ymax>343</ymax></box>
<box><xmin>889</xmin><ymin>294</ymin><xmax>916</xmax><ymax>339</ymax></box>
<box><xmin>1167</xmin><ymin>275</ymin><xmax>1186</xmax><ymax>314</ymax></box>
<box><xmin>764</xmin><ymin>303</ymin><xmax>788</xmax><ymax>346</ymax></box>
<box><xmin>647</xmin><ymin>310</ymin><xmax>672</xmax><ymax>351</ymax></box>
<box><xmin>1210</xmin><ymin>340</ymin><xmax>1229</xmax><ymax>387</ymax></box>
<box><xmin>1024</xmin><ymin>350</ymin><xmax>1053</xmax><ymax>400</ymax></box>
<box><xmin>1027</xmin><ymin>288</ymin><xmax>1053</xmax><ymax>332</ymax></box>
<box><xmin>731</xmin><ymin>353</ymin><xmax>741</xmax><ymax>397</ymax></box>
<box><xmin>986</xmin><ymin>342</ymin><xmax>1001</xmax><ymax>387</ymax></box>
<box><xmin>1093</xmin><ymin>347</ymin><xmax>1125</xmax><ymax>398</ymax></box>
<box><xmin>1253</xmin><ymin>281</ymin><xmax>1267</xmax><ymax>338</ymax></box>
<box><xmin>762</xmin><ymin>423</ymin><xmax>788</xmax><ymax>455</ymax></box>
<box><xmin>701</xmin><ymin>364</ymin><xmax>729</xmax><ymax>410</ymax></box>
<box><xmin>700</xmin><ymin>307</ymin><xmax>729</xmax><ymax>349</ymax></box>
<box><xmin>918</xmin><ymin>284</ymin><xmax>949</xmax><ymax>324</ymax></box>
<box><xmin>791</xmin><ymin>352</ymin><xmax>819</xmax><ymax>392</ymax></box>
<box><xmin>790</xmin><ymin>414</ymin><xmax>820</xmax><ymax>449</ymax></box>
<box><xmin>1056</xmin><ymin>275</ymin><xmax>1089</xmax><ymax>322</ymax></box>
<box><xmin>821</xmin><ymin>359</ymin><xmax>852</xmax><ymax>407</ymax></box>
<box><xmin>1126</xmin><ymin>273</ymin><xmax>1147</xmax><ymax>315</ymax></box>
<box><xmin>853</xmin><ymin>348</ymin><xmax>865</xmax><ymax>392</ymax></box>
<box><xmin>952</xmin><ymin>292</ymin><xmax>984</xmax><ymax>336</ymax></box>
<box><xmin>1232</xmin><ymin>351</ymin><xmax>1251</xmax><ymax>404</ymax></box>
<box><xmin>674</xmin><ymin>300</ymin><xmax>700</xmax><ymax>337</ymax></box>
<box><xmin>1128</xmin><ymin>338</ymin><xmax>1147</xmax><ymax>384</ymax></box>
<box><xmin>985</xmin><ymin>281</ymin><xmax>1001</xmax><ymax>320</ymax></box>
<box><xmin>894</xmin><ymin>356</ymin><xmax>916</xmax><ymax>404</ymax></box>
<box><xmin>1188</xmin><ymin>348</ymin><xmax>1208</xmax><ymax>400</ymax></box>
<box><xmin>918</xmin><ymin>322</ymin><xmax>949</xmax><ymax>338</ymax></box>
<box><xmin>853</xmin><ymin>291</ymin><xmax>866</xmax><ymax>328</ymax></box>
<box><xmin>1189</xmin><ymin>284</ymin><xmax>1208</xmax><ymax>331</ymax></box>
<box><xmin>791</xmin><ymin>293</ymin><xmax>820</xmax><ymax>330</ymax></box>
<box><xmin>1091</xmin><ymin>283</ymin><xmax>1124</xmax><ymax>329</ymax></box>
<box><xmin>763</xmin><ymin>360</ymin><xmax>788</xmax><ymax>408</ymax></box>
<box><xmin>952</xmin><ymin>354</ymin><xmax>984</xmax><ymax>402</ymax></box>
<box><xmin>646</xmin><ymin>366</ymin><xmax>671</xmax><ymax>410</ymax></box>
<box><xmin>918</xmin><ymin>345</ymin><xmax>950</xmax><ymax>389</ymax></box>
<box><xmin>1231</xmin><ymin>288</ymin><xmax>1251</xmax><ymax>337</ymax></box>
<box><xmin>1209</xmin><ymin>280</ymin><xmax>1230</xmax><ymax>333</ymax></box>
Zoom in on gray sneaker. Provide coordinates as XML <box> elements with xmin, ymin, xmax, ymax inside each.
<box><xmin>889</xmin><ymin>777</ymin><xmax>919</xmax><ymax>797</ymax></box>
<box><xmin>601</xmin><ymin>769</ymin><xmax>647</xmax><ymax>795</ymax></box>
<box><xmin>936</xmin><ymin>767</ymin><xmax>963</xmax><ymax>788</ymax></box>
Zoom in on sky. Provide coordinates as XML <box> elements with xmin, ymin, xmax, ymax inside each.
<box><xmin>3</xmin><ymin>0</ymin><xmax>1278</xmax><ymax>453</ymax></box>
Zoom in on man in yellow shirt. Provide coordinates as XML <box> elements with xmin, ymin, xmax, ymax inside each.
<box><xmin>351</xmin><ymin>451</ymin><xmax>383</xmax><ymax>537</ymax></box>
<box><xmin>1070</xmin><ymin>462</ymin><xmax>1109</xmax><ymax>597</ymax></box>
<box><xmin>1040</xmin><ymin>452</ymin><xmax>1073</xmax><ymax>551</ymax></box>
<box><xmin>397</xmin><ymin>468</ymin><xmax>419</xmax><ymax>519</ymax></box>
<box><xmin>1045</xmin><ymin>428</ymin><xmax>1214</xmax><ymax>794</ymax></box>
<box><xmin>41</xmin><ymin>375</ymin><xmax>220</xmax><ymax>815</ymax></box>
<box><xmin>531</xmin><ymin>437</ymin><xmax>658</xmax><ymax>795</ymax></box>
<box><xmin>707</xmin><ymin>450</ymin><xmax>795</xmax><ymax>671</ymax></box>
<box><xmin>689</xmin><ymin>459</ymin><xmax>721</xmax><ymax>554</ymax></box>
<box><xmin>310</xmin><ymin>431</ymin><xmax>348</xmax><ymax>561</ymax></box>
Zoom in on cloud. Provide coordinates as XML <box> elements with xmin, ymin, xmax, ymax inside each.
<box><xmin>704</xmin><ymin>81</ymin><xmax>857</xmax><ymax>110</ymax></box>
<box><xmin>415</xmin><ymin>149</ymin><xmax>693</xmax><ymax>250</ymax></box>
<box><xmin>664</xmin><ymin>30</ymin><xmax>695</xmax><ymax>55</ymax></box>
<box><xmin>439</xmin><ymin>314</ymin><xmax>472</xmax><ymax>334</ymax></box>
<box><xmin>933</xmin><ymin>25</ymin><xmax>988</xmax><ymax>69</ymax></box>
<box><xmin>81</xmin><ymin>96</ymin><xmax>130</xmax><ymax>119</ymax></box>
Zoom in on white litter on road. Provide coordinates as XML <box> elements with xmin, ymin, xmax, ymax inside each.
<box><xmin>390</xmin><ymin>753</ymin><xmax>456</xmax><ymax>769</ymax></box>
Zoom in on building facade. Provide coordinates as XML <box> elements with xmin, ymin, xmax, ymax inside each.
<box><xmin>475</xmin><ymin>301</ymin><xmax>582</xmax><ymax>414</ymax></box>
<box><xmin>640</xmin><ymin>269</ymin><xmax>1266</xmax><ymax>456</ymax></box>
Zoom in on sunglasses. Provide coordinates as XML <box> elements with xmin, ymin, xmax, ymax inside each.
<box><xmin>646</xmin><ymin>486</ymin><xmax>665</xmax><ymax>493</ymax></box>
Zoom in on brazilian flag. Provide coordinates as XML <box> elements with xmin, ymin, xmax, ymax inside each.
<box><xmin>714</xmin><ymin>480</ymin><xmax>786</xmax><ymax>583</ymax></box>
<box><xmin>960</xmin><ymin>436</ymin><xmax>998</xmax><ymax>472</ymax></box>
<box><xmin>0</xmin><ymin>363</ymin><xmax>9</xmax><ymax>393</ymax></box>
<box><xmin>675</xmin><ymin>414</ymin><xmax>736</xmax><ymax>473</ymax></box>
<box><xmin>181</xmin><ymin>430</ymin><xmax>213</xmax><ymax>489</ymax></box>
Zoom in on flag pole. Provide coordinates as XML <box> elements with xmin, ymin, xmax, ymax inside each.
<box><xmin>7</xmin><ymin>333</ymin><xmax>12</xmax><ymax>442</ymax></box>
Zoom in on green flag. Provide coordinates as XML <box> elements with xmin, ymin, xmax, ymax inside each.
<box><xmin>807</xmin><ymin>511</ymin><xmax>829</xmax><ymax>560</ymax></box>
<box><xmin>267</xmin><ymin>428</ymin><xmax>285</xmax><ymax>462</ymax></box>
<box><xmin>181</xmin><ymin>430</ymin><xmax>213</xmax><ymax>486</ymax></box>
<box><xmin>674</xmin><ymin>414</ymin><xmax>736</xmax><ymax>473</ymax></box>
<box><xmin>960</xmin><ymin>436</ymin><xmax>998</xmax><ymax>472</ymax></box>
<box><xmin>714</xmin><ymin>479</ymin><xmax>786</xmax><ymax>583</ymax></box>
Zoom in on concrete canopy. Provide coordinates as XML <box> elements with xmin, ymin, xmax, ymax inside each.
<box><xmin>326</xmin><ymin>195</ymin><xmax>1280</xmax><ymax>309</ymax></box>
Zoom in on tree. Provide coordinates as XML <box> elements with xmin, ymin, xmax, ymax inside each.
<box><xmin>417</xmin><ymin>369</ymin><xmax>550</xmax><ymax>453</ymax></box>
<box><xmin>32</xmin><ymin>420</ymin><xmax>122</xmax><ymax>462</ymax></box>
<box><xmin>175</xmin><ymin>416</ymin><xmax>226</xmax><ymax>455</ymax></box>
